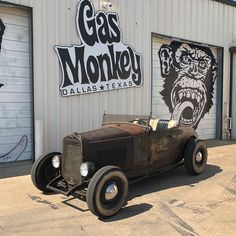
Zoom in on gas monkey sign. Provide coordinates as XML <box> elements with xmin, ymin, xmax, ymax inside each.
<box><xmin>56</xmin><ymin>0</ymin><xmax>143</xmax><ymax>96</ymax></box>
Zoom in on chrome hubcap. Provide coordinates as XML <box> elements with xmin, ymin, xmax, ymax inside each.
<box><xmin>105</xmin><ymin>182</ymin><xmax>118</xmax><ymax>201</ymax></box>
<box><xmin>196</xmin><ymin>151</ymin><xmax>203</xmax><ymax>162</ymax></box>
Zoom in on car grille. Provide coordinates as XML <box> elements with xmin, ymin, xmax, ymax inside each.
<box><xmin>62</xmin><ymin>134</ymin><xmax>83</xmax><ymax>185</ymax></box>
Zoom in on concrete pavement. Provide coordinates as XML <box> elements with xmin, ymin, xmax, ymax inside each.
<box><xmin>0</xmin><ymin>141</ymin><xmax>236</xmax><ymax>235</ymax></box>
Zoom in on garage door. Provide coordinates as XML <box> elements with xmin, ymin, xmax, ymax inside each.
<box><xmin>152</xmin><ymin>36</ymin><xmax>218</xmax><ymax>139</ymax></box>
<box><xmin>0</xmin><ymin>6</ymin><xmax>33</xmax><ymax>163</ymax></box>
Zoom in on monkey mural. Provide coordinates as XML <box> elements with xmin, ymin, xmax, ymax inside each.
<box><xmin>0</xmin><ymin>19</ymin><xmax>5</xmax><ymax>89</ymax></box>
<box><xmin>0</xmin><ymin>19</ymin><xmax>5</xmax><ymax>51</ymax></box>
<box><xmin>158</xmin><ymin>41</ymin><xmax>217</xmax><ymax>129</ymax></box>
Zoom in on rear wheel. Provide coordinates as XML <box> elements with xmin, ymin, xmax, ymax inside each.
<box><xmin>87</xmin><ymin>166</ymin><xmax>128</xmax><ymax>218</ymax></box>
<box><xmin>31</xmin><ymin>152</ymin><xmax>61</xmax><ymax>193</ymax></box>
<box><xmin>184</xmin><ymin>138</ymin><xmax>207</xmax><ymax>175</ymax></box>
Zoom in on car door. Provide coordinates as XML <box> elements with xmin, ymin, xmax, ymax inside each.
<box><xmin>132</xmin><ymin>133</ymin><xmax>149</xmax><ymax>169</ymax></box>
<box><xmin>149</xmin><ymin>128</ymin><xmax>183</xmax><ymax>167</ymax></box>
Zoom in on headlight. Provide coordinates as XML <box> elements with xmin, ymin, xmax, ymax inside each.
<box><xmin>80</xmin><ymin>162</ymin><xmax>95</xmax><ymax>177</ymax></box>
<box><xmin>52</xmin><ymin>155</ymin><xmax>60</xmax><ymax>169</ymax></box>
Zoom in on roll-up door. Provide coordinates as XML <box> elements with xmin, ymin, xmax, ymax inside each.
<box><xmin>152</xmin><ymin>36</ymin><xmax>218</xmax><ymax>139</ymax></box>
<box><xmin>0</xmin><ymin>6</ymin><xmax>33</xmax><ymax>163</ymax></box>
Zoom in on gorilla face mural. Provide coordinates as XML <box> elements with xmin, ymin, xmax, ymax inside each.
<box><xmin>0</xmin><ymin>19</ymin><xmax>5</xmax><ymax>89</ymax></box>
<box><xmin>158</xmin><ymin>41</ymin><xmax>217</xmax><ymax>129</ymax></box>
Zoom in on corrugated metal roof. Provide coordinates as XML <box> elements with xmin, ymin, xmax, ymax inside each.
<box><xmin>213</xmin><ymin>0</ymin><xmax>236</xmax><ymax>7</ymax></box>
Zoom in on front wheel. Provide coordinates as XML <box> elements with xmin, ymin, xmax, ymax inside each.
<box><xmin>86</xmin><ymin>166</ymin><xmax>128</xmax><ymax>218</ymax></box>
<box><xmin>184</xmin><ymin>138</ymin><xmax>208</xmax><ymax>175</ymax></box>
<box><xmin>31</xmin><ymin>152</ymin><xmax>61</xmax><ymax>193</ymax></box>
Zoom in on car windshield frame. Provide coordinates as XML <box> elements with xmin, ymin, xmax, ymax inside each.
<box><xmin>102</xmin><ymin>114</ymin><xmax>150</xmax><ymax>126</ymax></box>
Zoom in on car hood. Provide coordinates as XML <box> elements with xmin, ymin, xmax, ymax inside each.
<box><xmin>80</xmin><ymin>123</ymin><xmax>146</xmax><ymax>143</ymax></box>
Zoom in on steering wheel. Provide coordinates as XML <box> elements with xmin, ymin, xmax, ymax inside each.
<box><xmin>132</xmin><ymin>119</ymin><xmax>152</xmax><ymax>131</ymax></box>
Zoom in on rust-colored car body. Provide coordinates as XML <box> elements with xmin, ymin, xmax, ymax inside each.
<box><xmin>47</xmin><ymin>114</ymin><xmax>198</xmax><ymax>195</ymax></box>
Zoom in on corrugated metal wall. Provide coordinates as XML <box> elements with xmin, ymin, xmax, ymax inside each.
<box><xmin>2</xmin><ymin>0</ymin><xmax>236</xmax><ymax>154</ymax></box>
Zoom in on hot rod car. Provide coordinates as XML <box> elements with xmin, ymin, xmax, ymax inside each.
<box><xmin>31</xmin><ymin>114</ymin><xmax>207</xmax><ymax>218</ymax></box>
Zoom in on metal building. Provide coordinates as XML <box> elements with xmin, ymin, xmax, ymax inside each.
<box><xmin>0</xmin><ymin>0</ymin><xmax>235</xmax><ymax>163</ymax></box>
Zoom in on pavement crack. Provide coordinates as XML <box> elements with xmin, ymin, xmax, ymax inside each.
<box><xmin>206</xmin><ymin>197</ymin><xmax>236</xmax><ymax>208</ymax></box>
<box><xmin>224</xmin><ymin>174</ymin><xmax>236</xmax><ymax>196</ymax></box>
<box><xmin>80</xmin><ymin>225</ymin><xmax>85</xmax><ymax>232</ymax></box>
<box><xmin>169</xmin><ymin>199</ymin><xmax>210</xmax><ymax>215</ymax></box>
<box><xmin>157</xmin><ymin>200</ymin><xmax>199</xmax><ymax>236</ymax></box>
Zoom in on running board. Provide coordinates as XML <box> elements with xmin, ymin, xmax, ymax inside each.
<box><xmin>129</xmin><ymin>161</ymin><xmax>184</xmax><ymax>185</ymax></box>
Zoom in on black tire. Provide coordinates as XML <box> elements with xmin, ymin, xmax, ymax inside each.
<box><xmin>87</xmin><ymin>165</ymin><xmax>128</xmax><ymax>218</ymax></box>
<box><xmin>184</xmin><ymin>138</ymin><xmax>208</xmax><ymax>175</ymax></box>
<box><xmin>31</xmin><ymin>152</ymin><xmax>61</xmax><ymax>193</ymax></box>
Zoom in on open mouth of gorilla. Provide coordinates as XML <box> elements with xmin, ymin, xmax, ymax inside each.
<box><xmin>171</xmin><ymin>87</ymin><xmax>206</xmax><ymax>127</ymax></box>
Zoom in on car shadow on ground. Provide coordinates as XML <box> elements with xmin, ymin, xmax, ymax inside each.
<box><xmin>128</xmin><ymin>164</ymin><xmax>222</xmax><ymax>201</ymax></box>
<box><xmin>101</xmin><ymin>203</ymin><xmax>153</xmax><ymax>222</ymax></box>
<box><xmin>103</xmin><ymin>164</ymin><xmax>222</xmax><ymax>222</ymax></box>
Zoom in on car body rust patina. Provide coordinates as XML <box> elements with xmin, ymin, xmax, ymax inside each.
<box><xmin>31</xmin><ymin>114</ymin><xmax>208</xmax><ymax>218</ymax></box>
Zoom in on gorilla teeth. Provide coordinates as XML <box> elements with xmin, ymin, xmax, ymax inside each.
<box><xmin>177</xmin><ymin>89</ymin><xmax>203</xmax><ymax>104</ymax></box>
<box><xmin>186</xmin><ymin>91</ymin><xmax>191</xmax><ymax>98</ymax></box>
<box><xmin>171</xmin><ymin>83</ymin><xmax>207</xmax><ymax>127</ymax></box>
<box><xmin>193</xmin><ymin>107</ymin><xmax>199</xmax><ymax>116</ymax></box>
<box><xmin>181</xmin><ymin>118</ymin><xmax>193</xmax><ymax>125</ymax></box>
